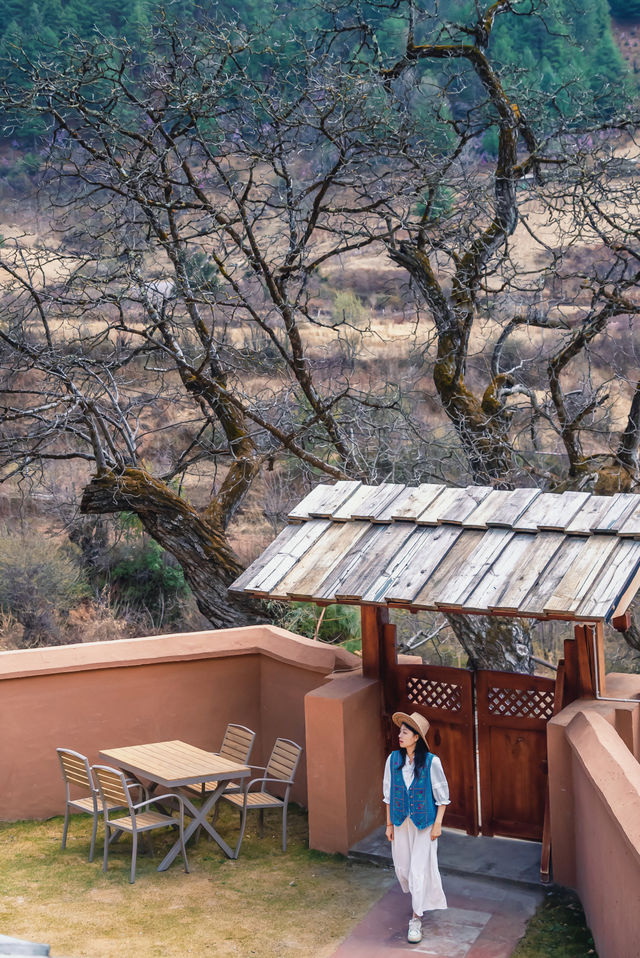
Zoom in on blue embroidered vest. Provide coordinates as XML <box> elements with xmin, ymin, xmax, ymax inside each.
<box><xmin>389</xmin><ymin>750</ymin><xmax>436</xmax><ymax>829</ymax></box>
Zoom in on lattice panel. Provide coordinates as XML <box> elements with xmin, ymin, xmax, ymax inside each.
<box><xmin>406</xmin><ymin>677</ymin><xmax>462</xmax><ymax>712</ymax></box>
<box><xmin>487</xmin><ymin>686</ymin><xmax>555</xmax><ymax>721</ymax></box>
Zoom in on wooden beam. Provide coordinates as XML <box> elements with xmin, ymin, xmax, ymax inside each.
<box><xmin>609</xmin><ymin>563</ymin><xmax>640</xmax><ymax>621</ymax></box>
<box><xmin>360</xmin><ymin>605</ymin><xmax>389</xmax><ymax>681</ymax></box>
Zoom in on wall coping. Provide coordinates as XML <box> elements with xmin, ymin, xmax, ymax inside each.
<box><xmin>566</xmin><ymin>709</ymin><xmax>640</xmax><ymax>860</ymax></box>
<box><xmin>0</xmin><ymin>625</ymin><xmax>361</xmax><ymax>680</ymax></box>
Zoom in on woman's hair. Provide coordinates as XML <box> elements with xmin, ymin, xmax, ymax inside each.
<box><xmin>395</xmin><ymin>725</ymin><xmax>429</xmax><ymax>778</ymax></box>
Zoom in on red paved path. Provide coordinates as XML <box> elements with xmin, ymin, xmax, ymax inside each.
<box><xmin>330</xmin><ymin>873</ymin><xmax>544</xmax><ymax>958</ymax></box>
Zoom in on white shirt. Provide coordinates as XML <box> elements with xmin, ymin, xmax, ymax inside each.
<box><xmin>382</xmin><ymin>752</ymin><xmax>450</xmax><ymax>806</ymax></box>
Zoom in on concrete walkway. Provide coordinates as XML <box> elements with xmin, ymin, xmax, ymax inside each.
<box><xmin>330</xmin><ymin>828</ymin><xmax>546</xmax><ymax>958</ymax></box>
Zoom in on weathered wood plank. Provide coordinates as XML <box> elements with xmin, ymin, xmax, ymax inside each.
<box><xmin>412</xmin><ymin>531</ymin><xmax>486</xmax><ymax>609</ymax></box>
<box><xmin>373</xmin><ymin>526</ymin><xmax>464</xmax><ymax>604</ymax></box>
<box><xmin>462</xmin><ymin>488</ymin><xmax>540</xmax><ymax>529</ymax></box>
<box><xmin>269</xmin><ymin>521</ymin><xmax>371</xmax><ymax>600</ymax></box>
<box><xmin>575</xmin><ymin>539</ymin><xmax>640</xmax><ymax>619</ymax></box>
<box><xmin>288</xmin><ymin>484</ymin><xmax>333</xmax><ymax>521</ymax></box>
<box><xmin>434</xmin><ymin>485</ymin><xmax>493</xmax><ymax>524</ymax></box>
<box><xmin>615</xmin><ymin>497</ymin><xmax>640</xmax><ymax>537</ymax></box>
<box><xmin>464</xmin><ymin>534</ymin><xmax>538</xmax><ymax>613</ymax></box>
<box><xmin>240</xmin><ymin>519</ymin><xmax>333</xmax><ymax>594</ymax></box>
<box><xmin>307</xmin><ymin>524</ymin><xmax>396</xmax><ymax>602</ymax></box>
<box><xmin>433</xmin><ymin>529</ymin><xmax>516</xmax><ymax>608</ymax></box>
<box><xmin>230</xmin><ymin>522</ymin><xmax>323</xmax><ymax>593</ymax></box>
<box><xmin>333</xmin><ymin>523</ymin><xmax>418</xmax><ymax>602</ymax></box>
<box><xmin>331</xmin><ymin>484</ymin><xmax>380</xmax><ymax>520</ymax></box>
<box><xmin>386</xmin><ymin>483</ymin><xmax>447</xmax><ymax>521</ymax></box>
<box><xmin>489</xmin><ymin>532</ymin><xmax>566</xmax><ymax>613</ymax></box>
<box><xmin>592</xmin><ymin>493</ymin><xmax>639</xmax><ymax>533</ymax></box>
<box><xmin>416</xmin><ymin>486</ymin><xmax>469</xmax><ymax>525</ymax></box>
<box><xmin>512</xmin><ymin>491</ymin><xmax>590</xmax><ymax>533</ymax></box>
<box><xmin>360</xmin><ymin>483</ymin><xmax>408</xmax><ymax>521</ymax></box>
<box><xmin>517</xmin><ymin>537</ymin><xmax>587</xmax><ymax>617</ymax></box>
<box><xmin>564</xmin><ymin>495</ymin><xmax>619</xmax><ymax>535</ymax></box>
<box><xmin>543</xmin><ymin>536</ymin><xmax>620</xmax><ymax>614</ymax></box>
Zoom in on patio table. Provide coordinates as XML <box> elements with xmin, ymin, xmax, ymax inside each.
<box><xmin>99</xmin><ymin>739</ymin><xmax>250</xmax><ymax>867</ymax></box>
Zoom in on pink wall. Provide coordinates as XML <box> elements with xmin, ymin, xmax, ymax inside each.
<box><xmin>0</xmin><ymin>626</ymin><xmax>359</xmax><ymax>821</ymax></box>
<box><xmin>549</xmin><ymin>674</ymin><xmax>640</xmax><ymax>958</ymax></box>
<box><xmin>305</xmin><ymin>674</ymin><xmax>386</xmax><ymax>855</ymax></box>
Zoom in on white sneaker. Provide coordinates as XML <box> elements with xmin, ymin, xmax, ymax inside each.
<box><xmin>407</xmin><ymin>917</ymin><xmax>422</xmax><ymax>943</ymax></box>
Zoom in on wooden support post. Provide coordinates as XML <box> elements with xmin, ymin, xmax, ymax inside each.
<box><xmin>360</xmin><ymin>605</ymin><xmax>389</xmax><ymax>682</ymax></box>
<box><xmin>540</xmin><ymin>659</ymin><xmax>565</xmax><ymax>883</ymax></box>
<box><xmin>563</xmin><ymin>636</ymin><xmax>579</xmax><ymax>704</ymax></box>
<box><xmin>594</xmin><ymin>620</ymin><xmax>606</xmax><ymax>697</ymax></box>
<box><xmin>573</xmin><ymin>624</ymin><xmax>595</xmax><ymax>698</ymax></box>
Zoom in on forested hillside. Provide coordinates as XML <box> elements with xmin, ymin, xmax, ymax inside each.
<box><xmin>0</xmin><ymin>0</ymin><xmax>632</xmax><ymax>142</ymax></box>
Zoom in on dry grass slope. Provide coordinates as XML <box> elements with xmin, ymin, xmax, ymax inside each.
<box><xmin>0</xmin><ymin>805</ymin><xmax>393</xmax><ymax>958</ymax></box>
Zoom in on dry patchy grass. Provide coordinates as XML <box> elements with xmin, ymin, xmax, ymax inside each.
<box><xmin>0</xmin><ymin>805</ymin><xmax>393</xmax><ymax>958</ymax></box>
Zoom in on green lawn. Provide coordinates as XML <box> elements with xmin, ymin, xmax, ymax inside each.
<box><xmin>512</xmin><ymin>889</ymin><xmax>598</xmax><ymax>958</ymax></box>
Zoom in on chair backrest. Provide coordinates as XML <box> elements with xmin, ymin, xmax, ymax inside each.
<box><xmin>92</xmin><ymin>765</ymin><xmax>133</xmax><ymax>817</ymax></box>
<box><xmin>219</xmin><ymin>724</ymin><xmax>256</xmax><ymax>765</ymax></box>
<box><xmin>57</xmin><ymin>748</ymin><xmax>94</xmax><ymax>793</ymax></box>
<box><xmin>265</xmin><ymin>738</ymin><xmax>302</xmax><ymax>784</ymax></box>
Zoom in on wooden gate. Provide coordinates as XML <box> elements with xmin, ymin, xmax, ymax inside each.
<box><xmin>384</xmin><ymin>656</ymin><xmax>554</xmax><ymax>841</ymax></box>
<box><xmin>476</xmin><ymin>669</ymin><xmax>555</xmax><ymax>840</ymax></box>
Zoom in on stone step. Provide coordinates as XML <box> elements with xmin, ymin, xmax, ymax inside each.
<box><xmin>348</xmin><ymin>826</ymin><xmax>546</xmax><ymax>890</ymax></box>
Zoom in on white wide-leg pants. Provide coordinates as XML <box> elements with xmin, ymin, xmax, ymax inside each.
<box><xmin>391</xmin><ymin>818</ymin><xmax>447</xmax><ymax>917</ymax></box>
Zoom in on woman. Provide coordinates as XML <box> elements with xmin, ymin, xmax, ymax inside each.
<box><xmin>383</xmin><ymin>710</ymin><xmax>449</xmax><ymax>945</ymax></box>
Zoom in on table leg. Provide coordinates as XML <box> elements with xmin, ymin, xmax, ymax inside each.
<box><xmin>156</xmin><ymin>780</ymin><xmax>242</xmax><ymax>871</ymax></box>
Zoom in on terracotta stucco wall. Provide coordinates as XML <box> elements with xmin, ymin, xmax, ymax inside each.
<box><xmin>0</xmin><ymin>626</ymin><xmax>358</xmax><ymax>821</ymax></box>
<box><xmin>305</xmin><ymin>674</ymin><xmax>386</xmax><ymax>855</ymax></box>
<box><xmin>548</xmin><ymin>674</ymin><xmax>640</xmax><ymax>958</ymax></box>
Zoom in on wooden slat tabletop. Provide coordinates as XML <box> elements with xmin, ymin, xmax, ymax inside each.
<box><xmin>99</xmin><ymin>741</ymin><xmax>250</xmax><ymax>788</ymax></box>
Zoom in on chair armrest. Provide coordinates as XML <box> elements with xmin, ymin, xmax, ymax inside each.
<box><xmin>243</xmin><ymin>776</ymin><xmax>292</xmax><ymax>792</ymax></box>
<box><xmin>133</xmin><ymin>792</ymin><xmax>186</xmax><ymax>812</ymax></box>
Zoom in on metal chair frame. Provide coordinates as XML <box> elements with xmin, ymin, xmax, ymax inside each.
<box><xmin>93</xmin><ymin>764</ymin><xmax>190</xmax><ymax>883</ymax></box>
<box><xmin>222</xmin><ymin>737</ymin><xmax>302</xmax><ymax>857</ymax></box>
<box><xmin>56</xmin><ymin>748</ymin><xmax>102</xmax><ymax>862</ymax></box>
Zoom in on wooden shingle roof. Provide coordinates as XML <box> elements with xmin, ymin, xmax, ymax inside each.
<box><xmin>230</xmin><ymin>481</ymin><xmax>640</xmax><ymax>622</ymax></box>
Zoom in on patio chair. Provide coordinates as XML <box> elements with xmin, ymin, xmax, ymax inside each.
<box><xmin>92</xmin><ymin>764</ymin><xmax>190</xmax><ymax>883</ymax></box>
<box><xmin>56</xmin><ymin>748</ymin><xmax>104</xmax><ymax>862</ymax></box>
<box><xmin>221</xmin><ymin>737</ymin><xmax>303</xmax><ymax>856</ymax></box>
<box><xmin>183</xmin><ymin>723</ymin><xmax>256</xmax><ymax>802</ymax></box>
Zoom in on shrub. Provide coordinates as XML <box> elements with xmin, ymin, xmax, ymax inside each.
<box><xmin>0</xmin><ymin>531</ymin><xmax>88</xmax><ymax>647</ymax></box>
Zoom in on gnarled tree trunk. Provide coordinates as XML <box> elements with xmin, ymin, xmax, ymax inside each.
<box><xmin>81</xmin><ymin>468</ymin><xmax>266</xmax><ymax>629</ymax></box>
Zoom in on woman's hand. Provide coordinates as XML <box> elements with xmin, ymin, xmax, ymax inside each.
<box><xmin>430</xmin><ymin>822</ymin><xmax>442</xmax><ymax>841</ymax></box>
<box><xmin>385</xmin><ymin>823</ymin><xmax>394</xmax><ymax>842</ymax></box>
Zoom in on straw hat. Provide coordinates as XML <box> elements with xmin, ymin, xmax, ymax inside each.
<box><xmin>392</xmin><ymin>711</ymin><xmax>430</xmax><ymax>747</ymax></box>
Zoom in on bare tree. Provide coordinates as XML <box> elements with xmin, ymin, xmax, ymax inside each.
<box><xmin>2</xmin><ymin>2</ymin><xmax>640</xmax><ymax>666</ymax></box>
<box><xmin>0</xmin><ymin>18</ymin><xmax>423</xmax><ymax>626</ymax></box>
